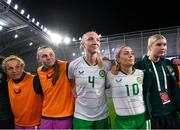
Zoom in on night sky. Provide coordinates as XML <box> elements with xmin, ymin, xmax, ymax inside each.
<box><xmin>15</xmin><ymin>0</ymin><xmax>179</xmax><ymax>38</ymax></box>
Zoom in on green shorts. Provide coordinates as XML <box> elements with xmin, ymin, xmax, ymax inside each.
<box><xmin>73</xmin><ymin>117</ymin><xmax>109</xmax><ymax>129</ymax></box>
<box><xmin>115</xmin><ymin>112</ymin><xmax>148</xmax><ymax>129</ymax></box>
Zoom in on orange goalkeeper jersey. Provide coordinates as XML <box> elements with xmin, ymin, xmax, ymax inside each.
<box><xmin>37</xmin><ymin>60</ymin><xmax>74</xmax><ymax>118</ymax></box>
<box><xmin>8</xmin><ymin>73</ymin><xmax>42</xmax><ymax>127</ymax></box>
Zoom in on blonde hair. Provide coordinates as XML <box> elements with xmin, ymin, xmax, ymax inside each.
<box><xmin>96</xmin><ymin>53</ymin><xmax>103</xmax><ymax>69</ymax></box>
<box><xmin>80</xmin><ymin>31</ymin><xmax>97</xmax><ymax>44</ymax></box>
<box><xmin>80</xmin><ymin>31</ymin><xmax>97</xmax><ymax>50</ymax></box>
<box><xmin>2</xmin><ymin>55</ymin><xmax>25</xmax><ymax>72</ymax></box>
<box><xmin>81</xmin><ymin>31</ymin><xmax>103</xmax><ymax>69</ymax></box>
<box><xmin>147</xmin><ymin>34</ymin><xmax>167</xmax><ymax>55</ymax></box>
<box><xmin>112</xmin><ymin>45</ymin><xmax>127</xmax><ymax>74</ymax></box>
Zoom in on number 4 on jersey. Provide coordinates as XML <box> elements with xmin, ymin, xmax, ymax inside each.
<box><xmin>88</xmin><ymin>76</ymin><xmax>95</xmax><ymax>88</ymax></box>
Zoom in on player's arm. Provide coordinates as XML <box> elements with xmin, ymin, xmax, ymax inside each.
<box><xmin>69</xmin><ymin>79</ymin><xmax>77</xmax><ymax>98</ymax></box>
<box><xmin>67</xmin><ymin>61</ymin><xmax>77</xmax><ymax>97</ymax></box>
<box><xmin>33</xmin><ymin>73</ymin><xmax>43</xmax><ymax>95</ymax></box>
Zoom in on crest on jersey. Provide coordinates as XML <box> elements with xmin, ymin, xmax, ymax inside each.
<box><xmin>78</xmin><ymin>70</ymin><xmax>84</xmax><ymax>75</ymax></box>
<box><xmin>137</xmin><ymin>77</ymin><xmax>143</xmax><ymax>84</ymax></box>
<box><xmin>166</xmin><ymin>65</ymin><xmax>173</xmax><ymax>72</ymax></box>
<box><xmin>99</xmin><ymin>70</ymin><xmax>105</xmax><ymax>77</ymax></box>
<box><xmin>166</xmin><ymin>65</ymin><xmax>175</xmax><ymax>75</ymax></box>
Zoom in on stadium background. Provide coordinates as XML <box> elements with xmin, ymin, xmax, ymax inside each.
<box><xmin>0</xmin><ymin>0</ymin><xmax>179</xmax><ymax>128</ymax></box>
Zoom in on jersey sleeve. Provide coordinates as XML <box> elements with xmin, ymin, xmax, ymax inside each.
<box><xmin>68</xmin><ymin>61</ymin><xmax>75</xmax><ymax>80</ymax></box>
<box><xmin>138</xmin><ymin>69</ymin><xmax>144</xmax><ymax>81</ymax></box>
<box><xmin>103</xmin><ymin>60</ymin><xmax>114</xmax><ymax>73</ymax></box>
<box><xmin>106</xmin><ymin>71</ymin><xmax>112</xmax><ymax>89</ymax></box>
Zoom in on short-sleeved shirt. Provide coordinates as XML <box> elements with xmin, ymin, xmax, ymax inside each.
<box><xmin>107</xmin><ymin>69</ymin><xmax>145</xmax><ymax>116</ymax></box>
<box><xmin>68</xmin><ymin>56</ymin><xmax>109</xmax><ymax>121</ymax></box>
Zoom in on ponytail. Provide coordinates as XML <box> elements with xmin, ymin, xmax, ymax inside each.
<box><xmin>96</xmin><ymin>53</ymin><xmax>103</xmax><ymax>69</ymax></box>
<box><xmin>52</xmin><ymin>60</ymin><xmax>59</xmax><ymax>85</ymax></box>
<box><xmin>111</xmin><ymin>62</ymin><xmax>120</xmax><ymax>75</ymax></box>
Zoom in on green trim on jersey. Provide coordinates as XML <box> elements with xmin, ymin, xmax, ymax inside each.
<box><xmin>73</xmin><ymin>117</ymin><xmax>109</xmax><ymax>129</ymax></box>
<box><xmin>83</xmin><ymin>56</ymin><xmax>97</xmax><ymax>66</ymax></box>
<box><xmin>120</xmin><ymin>68</ymin><xmax>136</xmax><ymax>75</ymax></box>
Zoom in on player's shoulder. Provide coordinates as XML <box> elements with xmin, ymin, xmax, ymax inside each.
<box><xmin>69</xmin><ymin>56</ymin><xmax>83</xmax><ymax>66</ymax></box>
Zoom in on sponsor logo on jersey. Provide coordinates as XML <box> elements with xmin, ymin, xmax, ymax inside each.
<box><xmin>14</xmin><ymin>88</ymin><xmax>21</xmax><ymax>94</ymax></box>
<box><xmin>115</xmin><ymin>79</ymin><xmax>122</xmax><ymax>83</ymax></box>
<box><xmin>78</xmin><ymin>70</ymin><xmax>84</xmax><ymax>74</ymax></box>
<box><xmin>137</xmin><ymin>77</ymin><xmax>143</xmax><ymax>84</ymax></box>
<box><xmin>99</xmin><ymin>70</ymin><xmax>105</xmax><ymax>77</ymax></box>
<box><xmin>47</xmin><ymin>74</ymin><xmax>53</xmax><ymax>79</ymax></box>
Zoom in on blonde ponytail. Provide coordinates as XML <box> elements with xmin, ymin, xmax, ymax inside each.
<box><xmin>52</xmin><ymin>60</ymin><xmax>59</xmax><ymax>85</ymax></box>
<box><xmin>111</xmin><ymin>63</ymin><xmax>120</xmax><ymax>75</ymax></box>
<box><xmin>96</xmin><ymin>53</ymin><xmax>103</xmax><ymax>69</ymax></box>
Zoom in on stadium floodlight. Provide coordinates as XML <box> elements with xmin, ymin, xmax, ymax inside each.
<box><xmin>36</xmin><ymin>21</ymin><xmax>39</xmax><ymax>26</ymax></box>
<box><xmin>14</xmin><ymin>34</ymin><xmax>18</xmax><ymax>39</ymax></box>
<box><xmin>111</xmin><ymin>48</ymin><xmax>115</xmax><ymax>52</ymax></box>
<box><xmin>14</xmin><ymin>4</ymin><xmax>18</xmax><ymax>10</ymax></box>
<box><xmin>72</xmin><ymin>37</ymin><xmax>76</xmax><ymax>41</ymax></box>
<box><xmin>0</xmin><ymin>26</ymin><xmax>3</xmax><ymax>31</ymax></box>
<box><xmin>48</xmin><ymin>32</ymin><xmax>62</xmax><ymax>45</ymax></box>
<box><xmin>20</xmin><ymin>9</ymin><xmax>25</xmax><ymax>15</ymax></box>
<box><xmin>46</xmin><ymin>30</ymin><xmax>51</xmax><ymax>35</ymax></box>
<box><xmin>43</xmin><ymin>27</ymin><xmax>47</xmax><ymax>32</ymax></box>
<box><xmin>72</xmin><ymin>53</ymin><xmax>76</xmax><ymax>57</ymax></box>
<box><xmin>27</xmin><ymin>14</ymin><xmax>30</xmax><ymax>19</ymax></box>
<box><xmin>40</xmin><ymin>25</ymin><xmax>43</xmax><ymax>29</ymax></box>
<box><xmin>64</xmin><ymin>37</ymin><xmax>71</xmax><ymax>44</ymax></box>
<box><xmin>29</xmin><ymin>42</ymin><xmax>33</xmax><ymax>46</ymax></box>
<box><xmin>0</xmin><ymin>20</ymin><xmax>6</xmax><ymax>26</ymax></box>
<box><xmin>7</xmin><ymin>0</ymin><xmax>11</xmax><ymax>5</ymax></box>
<box><xmin>101</xmin><ymin>49</ymin><xmax>104</xmax><ymax>53</ymax></box>
<box><xmin>32</xmin><ymin>18</ymin><xmax>35</xmax><ymax>23</ymax></box>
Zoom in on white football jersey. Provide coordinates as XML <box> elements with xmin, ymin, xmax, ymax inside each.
<box><xmin>107</xmin><ymin>69</ymin><xmax>145</xmax><ymax>116</ymax></box>
<box><xmin>68</xmin><ymin>56</ymin><xmax>109</xmax><ymax>121</ymax></box>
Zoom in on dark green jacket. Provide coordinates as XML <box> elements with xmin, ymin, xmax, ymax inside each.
<box><xmin>0</xmin><ymin>66</ymin><xmax>13</xmax><ymax>120</ymax></box>
<box><xmin>134</xmin><ymin>56</ymin><xmax>180</xmax><ymax>119</ymax></box>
